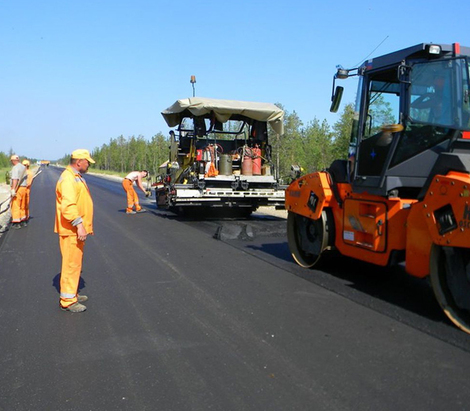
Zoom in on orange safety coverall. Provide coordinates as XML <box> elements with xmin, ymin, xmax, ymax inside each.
<box><xmin>24</xmin><ymin>169</ymin><xmax>34</xmax><ymax>220</ymax></box>
<box><xmin>10</xmin><ymin>163</ymin><xmax>27</xmax><ymax>223</ymax></box>
<box><xmin>11</xmin><ymin>187</ymin><xmax>27</xmax><ymax>223</ymax></box>
<box><xmin>122</xmin><ymin>176</ymin><xmax>142</xmax><ymax>213</ymax></box>
<box><xmin>55</xmin><ymin>166</ymin><xmax>94</xmax><ymax>308</ymax></box>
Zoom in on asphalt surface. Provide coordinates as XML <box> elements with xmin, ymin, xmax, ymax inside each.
<box><xmin>1</xmin><ymin>166</ymin><xmax>470</xmax><ymax>411</ymax></box>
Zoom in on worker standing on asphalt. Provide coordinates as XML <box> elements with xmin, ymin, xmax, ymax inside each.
<box><xmin>55</xmin><ymin>149</ymin><xmax>95</xmax><ymax>313</ymax></box>
<box><xmin>122</xmin><ymin>170</ymin><xmax>149</xmax><ymax>214</ymax></box>
<box><xmin>22</xmin><ymin>159</ymin><xmax>34</xmax><ymax>224</ymax></box>
<box><xmin>9</xmin><ymin>154</ymin><xmax>27</xmax><ymax>230</ymax></box>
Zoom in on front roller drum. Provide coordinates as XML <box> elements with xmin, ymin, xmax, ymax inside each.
<box><xmin>287</xmin><ymin>210</ymin><xmax>333</xmax><ymax>268</ymax></box>
<box><xmin>430</xmin><ymin>245</ymin><xmax>470</xmax><ymax>334</ymax></box>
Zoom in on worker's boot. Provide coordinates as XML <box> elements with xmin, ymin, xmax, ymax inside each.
<box><xmin>77</xmin><ymin>295</ymin><xmax>88</xmax><ymax>303</ymax></box>
<box><xmin>60</xmin><ymin>302</ymin><xmax>87</xmax><ymax>313</ymax></box>
<box><xmin>11</xmin><ymin>223</ymin><xmax>21</xmax><ymax>230</ymax></box>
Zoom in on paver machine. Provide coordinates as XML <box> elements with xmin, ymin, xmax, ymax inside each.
<box><xmin>285</xmin><ymin>43</ymin><xmax>470</xmax><ymax>333</ymax></box>
<box><xmin>155</xmin><ymin>97</ymin><xmax>286</xmax><ymax>215</ymax></box>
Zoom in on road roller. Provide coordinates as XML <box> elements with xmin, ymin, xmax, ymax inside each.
<box><xmin>286</xmin><ymin>43</ymin><xmax>470</xmax><ymax>333</ymax></box>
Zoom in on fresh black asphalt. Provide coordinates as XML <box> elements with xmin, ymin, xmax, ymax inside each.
<box><xmin>1</xmin><ymin>167</ymin><xmax>470</xmax><ymax>411</ymax></box>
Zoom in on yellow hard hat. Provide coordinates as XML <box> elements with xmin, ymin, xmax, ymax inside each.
<box><xmin>71</xmin><ymin>149</ymin><xmax>95</xmax><ymax>164</ymax></box>
<box><xmin>22</xmin><ymin>159</ymin><xmax>30</xmax><ymax>166</ymax></box>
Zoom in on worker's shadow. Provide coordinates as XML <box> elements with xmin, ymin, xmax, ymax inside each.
<box><xmin>52</xmin><ymin>274</ymin><xmax>86</xmax><ymax>294</ymax></box>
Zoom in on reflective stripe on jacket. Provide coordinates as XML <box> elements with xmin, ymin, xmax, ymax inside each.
<box><xmin>55</xmin><ymin>165</ymin><xmax>94</xmax><ymax>236</ymax></box>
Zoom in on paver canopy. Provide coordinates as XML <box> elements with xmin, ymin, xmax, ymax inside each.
<box><xmin>162</xmin><ymin>97</ymin><xmax>284</xmax><ymax>135</ymax></box>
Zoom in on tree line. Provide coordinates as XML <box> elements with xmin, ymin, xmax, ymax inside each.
<box><xmin>0</xmin><ymin>150</ymin><xmax>38</xmax><ymax>169</ymax></box>
<box><xmin>273</xmin><ymin>103</ymin><xmax>354</xmax><ymax>181</ymax></box>
<box><xmin>57</xmin><ymin>103</ymin><xmax>356</xmax><ymax>182</ymax></box>
<box><xmin>0</xmin><ymin>152</ymin><xmax>11</xmax><ymax>168</ymax></box>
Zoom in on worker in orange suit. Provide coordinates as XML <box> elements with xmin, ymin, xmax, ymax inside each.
<box><xmin>122</xmin><ymin>170</ymin><xmax>149</xmax><ymax>214</ymax></box>
<box><xmin>9</xmin><ymin>154</ymin><xmax>27</xmax><ymax>230</ymax></box>
<box><xmin>22</xmin><ymin>159</ymin><xmax>34</xmax><ymax>223</ymax></box>
<box><xmin>55</xmin><ymin>149</ymin><xmax>95</xmax><ymax>313</ymax></box>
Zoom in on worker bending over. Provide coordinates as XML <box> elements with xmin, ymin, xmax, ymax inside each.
<box><xmin>122</xmin><ymin>170</ymin><xmax>149</xmax><ymax>214</ymax></box>
<box><xmin>10</xmin><ymin>154</ymin><xmax>27</xmax><ymax>229</ymax></box>
<box><xmin>55</xmin><ymin>149</ymin><xmax>94</xmax><ymax>313</ymax></box>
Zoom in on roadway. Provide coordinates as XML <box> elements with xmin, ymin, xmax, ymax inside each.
<box><xmin>1</xmin><ymin>166</ymin><xmax>470</xmax><ymax>411</ymax></box>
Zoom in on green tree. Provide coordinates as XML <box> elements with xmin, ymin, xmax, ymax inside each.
<box><xmin>0</xmin><ymin>152</ymin><xmax>9</xmax><ymax>168</ymax></box>
<box><xmin>89</xmin><ymin>133</ymin><xmax>169</xmax><ymax>177</ymax></box>
<box><xmin>332</xmin><ymin>102</ymin><xmax>355</xmax><ymax>160</ymax></box>
<box><xmin>369</xmin><ymin>94</ymin><xmax>395</xmax><ymax>135</ymax></box>
<box><xmin>274</xmin><ymin>104</ymin><xmax>304</xmax><ymax>181</ymax></box>
<box><xmin>303</xmin><ymin>119</ymin><xmax>334</xmax><ymax>173</ymax></box>
<box><xmin>147</xmin><ymin>133</ymin><xmax>169</xmax><ymax>175</ymax></box>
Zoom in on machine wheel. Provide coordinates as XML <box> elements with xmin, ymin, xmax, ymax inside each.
<box><xmin>430</xmin><ymin>245</ymin><xmax>470</xmax><ymax>334</ymax></box>
<box><xmin>287</xmin><ymin>210</ymin><xmax>332</xmax><ymax>268</ymax></box>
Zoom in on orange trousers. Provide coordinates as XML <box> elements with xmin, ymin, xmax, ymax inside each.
<box><xmin>24</xmin><ymin>188</ymin><xmax>31</xmax><ymax>220</ymax></box>
<box><xmin>11</xmin><ymin>186</ymin><xmax>27</xmax><ymax>223</ymax></box>
<box><xmin>122</xmin><ymin>179</ymin><xmax>141</xmax><ymax>212</ymax></box>
<box><xmin>59</xmin><ymin>235</ymin><xmax>85</xmax><ymax>308</ymax></box>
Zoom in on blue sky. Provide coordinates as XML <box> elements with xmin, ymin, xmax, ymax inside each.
<box><xmin>1</xmin><ymin>0</ymin><xmax>469</xmax><ymax>160</ymax></box>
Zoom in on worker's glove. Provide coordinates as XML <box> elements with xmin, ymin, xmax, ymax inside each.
<box><xmin>10</xmin><ymin>189</ymin><xmax>16</xmax><ymax>198</ymax></box>
<box><xmin>145</xmin><ymin>191</ymin><xmax>151</xmax><ymax>197</ymax></box>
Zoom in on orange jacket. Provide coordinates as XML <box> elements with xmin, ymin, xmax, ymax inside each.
<box><xmin>55</xmin><ymin>165</ymin><xmax>94</xmax><ymax>236</ymax></box>
<box><xmin>26</xmin><ymin>169</ymin><xmax>34</xmax><ymax>189</ymax></box>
